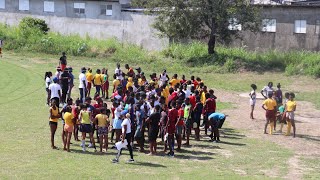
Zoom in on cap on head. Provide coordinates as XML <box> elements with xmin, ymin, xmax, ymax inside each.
<box><xmin>53</xmin><ymin>77</ymin><xmax>58</xmax><ymax>82</ymax></box>
<box><xmin>81</xmin><ymin>67</ymin><xmax>86</xmax><ymax>72</ymax></box>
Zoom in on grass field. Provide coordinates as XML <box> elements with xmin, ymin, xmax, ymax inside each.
<box><xmin>0</xmin><ymin>51</ymin><xmax>319</xmax><ymax>179</ymax></box>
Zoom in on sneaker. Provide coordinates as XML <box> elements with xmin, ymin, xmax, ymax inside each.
<box><xmin>88</xmin><ymin>143</ymin><xmax>93</xmax><ymax>148</ymax></box>
<box><xmin>112</xmin><ymin>158</ymin><xmax>119</xmax><ymax>163</ymax></box>
<box><xmin>127</xmin><ymin>159</ymin><xmax>134</xmax><ymax>163</ymax></box>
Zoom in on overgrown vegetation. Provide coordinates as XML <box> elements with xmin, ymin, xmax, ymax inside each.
<box><xmin>0</xmin><ymin>17</ymin><xmax>320</xmax><ymax>77</ymax></box>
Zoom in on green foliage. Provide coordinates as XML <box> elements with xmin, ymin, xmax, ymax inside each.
<box><xmin>1</xmin><ymin>22</ymin><xmax>320</xmax><ymax>77</ymax></box>
<box><xmin>19</xmin><ymin>17</ymin><xmax>49</xmax><ymax>38</ymax></box>
<box><xmin>133</xmin><ymin>0</ymin><xmax>261</xmax><ymax>54</ymax></box>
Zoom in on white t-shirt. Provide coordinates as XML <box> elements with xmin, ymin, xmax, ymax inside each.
<box><xmin>121</xmin><ymin>118</ymin><xmax>131</xmax><ymax>134</ymax></box>
<box><xmin>160</xmin><ymin>73</ymin><xmax>168</xmax><ymax>82</ymax></box>
<box><xmin>184</xmin><ymin>89</ymin><xmax>191</xmax><ymax>98</ymax></box>
<box><xmin>55</xmin><ymin>71</ymin><xmax>61</xmax><ymax>79</ymax></box>
<box><xmin>45</xmin><ymin>77</ymin><xmax>52</xmax><ymax>88</ymax></box>
<box><xmin>115</xmin><ymin>68</ymin><xmax>123</xmax><ymax>80</ymax></box>
<box><xmin>262</xmin><ymin>86</ymin><xmax>273</xmax><ymax>97</ymax></box>
<box><xmin>48</xmin><ymin>83</ymin><xmax>61</xmax><ymax>99</ymax></box>
<box><xmin>114</xmin><ymin>106</ymin><xmax>122</xmax><ymax>120</ymax></box>
<box><xmin>78</xmin><ymin>73</ymin><xmax>87</xmax><ymax>88</ymax></box>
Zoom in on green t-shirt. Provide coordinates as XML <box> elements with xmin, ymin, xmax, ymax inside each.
<box><xmin>279</xmin><ymin>105</ymin><xmax>285</xmax><ymax>113</ymax></box>
<box><xmin>184</xmin><ymin>104</ymin><xmax>191</xmax><ymax>118</ymax></box>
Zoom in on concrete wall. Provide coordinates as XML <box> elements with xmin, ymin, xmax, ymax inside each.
<box><xmin>231</xmin><ymin>6</ymin><xmax>320</xmax><ymax>51</ymax></box>
<box><xmin>0</xmin><ymin>11</ymin><xmax>168</xmax><ymax>51</ymax></box>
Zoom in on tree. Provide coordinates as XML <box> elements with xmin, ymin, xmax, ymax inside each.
<box><xmin>133</xmin><ymin>0</ymin><xmax>261</xmax><ymax>54</ymax></box>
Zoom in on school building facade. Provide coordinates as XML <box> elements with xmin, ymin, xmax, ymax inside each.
<box><xmin>1</xmin><ymin>0</ymin><xmax>320</xmax><ymax>51</ymax></box>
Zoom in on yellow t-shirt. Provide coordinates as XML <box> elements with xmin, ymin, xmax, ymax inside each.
<box><xmin>286</xmin><ymin>100</ymin><xmax>296</xmax><ymax>112</ymax></box>
<box><xmin>162</xmin><ymin>86</ymin><xmax>170</xmax><ymax>105</ymax></box>
<box><xmin>64</xmin><ymin>112</ymin><xmax>74</xmax><ymax>126</ymax></box>
<box><xmin>169</xmin><ymin>78</ymin><xmax>180</xmax><ymax>87</ymax></box>
<box><xmin>96</xmin><ymin>114</ymin><xmax>108</xmax><ymax>127</ymax></box>
<box><xmin>201</xmin><ymin>92</ymin><xmax>206</xmax><ymax>105</ymax></box>
<box><xmin>113</xmin><ymin>79</ymin><xmax>120</xmax><ymax>90</ymax></box>
<box><xmin>263</xmin><ymin>98</ymin><xmax>277</xmax><ymax>110</ymax></box>
<box><xmin>126</xmin><ymin>81</ymin><xmax>133</xmax><ymax>90</ymax></box>
<box><xmin>138</xmin><ymin>78</ymin><xmax>146</xmax><ymax>86</ymax></box>
<box><xmin>94</xmin><ymin>74</ymin><xmax>102</xmax><ymax>85</ymax></box>
<box><xmin>50</xmin><ymin>107</ymin><xmax>59</xmax><ymax>123</ymax></box>
<box><xmin>86</xmin><ymin>72</ymin><xmax>94</xmax><ymax>83</ymax></box>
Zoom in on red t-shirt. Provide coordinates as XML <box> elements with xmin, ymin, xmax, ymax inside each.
<box><xmin>189</xmin><ymin>95</ymin><xmax>196</xmax><ymax>108</ymax></box>
<box><xmin>204</xmin><ymin>98</ymin><xmax>216</xmax><ymax>113</ymax></box>
<box><xmin>177</xmin><ymin>108</ymin><xmax>184</xmax><ymax>126</ymax></box>
<box><xmin>193</xmin><ymin>80</ymin><xmax>199</xmax><ymax>88</ymax></box>
<box><xmin>180</xmin><ymin>79</ymin><xmax>187</xmax><ymax>85</ymax></box>
<box><xmin>168</xmin><ymin>91</ymin><xmax>178</xmax><ymax>102</ymax></box>
<box><xmin>167</xmin><ymin>108</ymin><xmax>178</xmax><ymax>134</ymax></box>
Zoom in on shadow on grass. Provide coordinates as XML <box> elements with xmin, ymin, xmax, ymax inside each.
<box><xmin>296</xmin><ymin>134</ymin><xmax>320</xmax><ymax>142</ymax></box>
<box><xmin>218</xmin><ymin>141</ymin><xmax>246</xmax><ymax>146</ymax></box>
<box><xmin>174</xmin><ymin>154</ymin><xmax>214</xmax><ymax>161</ymax></box>
<box><xmin>128</xmin><ymin>161</ymin><xmax>167</xmax><ymax>168</ymax></box>
<box><xmin>177</xmin><ymin>148</ymin><xmax>215</xmax><ymax>156</ymax></box>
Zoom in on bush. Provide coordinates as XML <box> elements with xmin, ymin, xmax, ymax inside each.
<box><xmin>19</xmin><ymin>17</ymin><xmax>49</xmax><ymax>38</ymax></box>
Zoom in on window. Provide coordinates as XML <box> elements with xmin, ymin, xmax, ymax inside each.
<box><xmin>315</xmin><ymin>20</ymin><xmax>320</xmax><ymax>34</ymax></box>
<box><xmin>294</xmin><ymin>20</ymin><xmax>307</xmax><ymax>34</ymax></box>
<box><xmin>74</xmin><ymin>3</ymin><xmax>85</xmax><ymax>14</ymax></box>
<box><xmin>262</xmin><ymin>19</ymin><xmax>276</xmax><ymax>32</ymax></box>
<box><xmin>100</xmin><ymin>5</ymin><xmax>113</xmax><ymax>16</ymax></box>
<box><xmin>106</xmin><ymin>5</ymin><xmax>113</xmax><ymax>16</ymax></box>
<box><xmin>0</xmin><ymin>0</ymin><xmax>5</xmax><ymax>9</ymax></box>
<box><xmin>44</xmin><ymin>1</ymin><xmax>54</xmax><ymax>12</ymax></box>
<box><xmin>228</xmin><ymin>18</ymin><xmax>242</xmax><ymax>31</ymax></box>
<box><xmin>19</xmin><ymin>0</ymin><xmax>29</xmax><ymax>11</ymax></box>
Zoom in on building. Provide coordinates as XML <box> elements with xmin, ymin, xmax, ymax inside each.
<box><xmin>0</xmin><ymin>0</ymin><xmax>168</xmax><ymax>51</ymax></box>
<box><xmin>231</xmin><ymin>4</ymin><xmax>320</xmax><ymax>51</ymax></box>
<box><xmin>1</xmin><ymin>0</ymin><xmax>320</xmax><ymax>51</ymax></box>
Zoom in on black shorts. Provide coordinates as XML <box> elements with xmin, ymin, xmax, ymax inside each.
<box><xmin>148</xmin><ymin>129</ymin><xmax>159</xmax><ymax>142</ymax></box>
<box><xmin>80</xmin><ymin>124</ymin><xmax>92</xmax><ymax>133</ymax></box>
<box><xmin>184</xmin><ymin>118</ymin><xmax>192</xmax><ymax>130</ymax></box>
<box><xmin>49</xmin><ymin>121</ymin><xmax>58</xmax><ymax>126</ymax></box>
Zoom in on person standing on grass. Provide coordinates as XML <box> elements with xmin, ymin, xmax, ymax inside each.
<box><xmin>146</xmin><ymin>105</ymin><xmax>161</xmax><ymax>155</ymax></box>
<box><xmin>208</xmin><ymin>112</ymin><xmax>226</xmax><ymax>142</ymax></box>
<box><xmin>160</xmin><ymin>104</ymin><xmax>168</xmax><ymax>151</ymax></box>
<box><xmin>112</xmin><ymin>113</ymin><xmax>134</xmax><ymax>163</ymax></box>
<box><xmin>285</xmin><ymin>93</ymin><xmax>297</xmax><ymax>137</ymax></box>
<box><xmin>67</xmin><ymin>67</ymin><xmax>74</xmax><ymax>100</ymax></box>
<box><xmin>45</xmin><ymin>71</ymin><xmax>53</xmax><ymax>106</ymax></box>
<box><xmin>176</xmin><ymin>102</ymin><xmax>184</xmax><ymax>151</ymax></box>
<box><xmin>59</xmin><ymin>52</ymin><xmax>67</xmax><ymax>72</ymax></box>
<box><xmin>102</xmin><ymin>69</ymin><xmax>109</xmax><ymax>99</ymax></box>
<box><xmin>61</xmin><ymin>98</ymin><xmax>73</xmax><ymax>149</ymax></box>
<box><xmin>86</xmin><ymin>68</ymin><xmax>94</xmax><ymax>97</ymax></box>
<box><xmin>115</xmin><ymin>63</ymin><xmax>124</xmax><ymax>82</ymax></box>
<box><xmin>112</xmin><ymin>74</ymin><xmax>120</xmax><ymax>93</ymax></box>
<box><xmin>79</xmin><ymin>67</ymin><xmax>87</xmax><ymax>103</ymax></box>
<box><xmin>262</xmin><ymin>93</ymin><xmax>277</xmax><ymax>135</ymax></box>
<box><xmin>49</xmin><ymin>99</ymin><xmax>60</xmax><ymax>149</ymax></box>
<box><xmin>183</xmin><ymin>98</ymin><xmax>192</xmax><ymax>146</ymax></box>
<box><xmin>0</xmin><ymin>39</ymin><xmax>3</xmax><ymax>57</ymax></box>
<box><xmin>249</xmin><ymin>84</ymin><xmax>257</xmax><ymax>119</ymax></box>
<box><xmin>93</xmin><ymin>69</ymin><xmax>103</xmax><ymax>96</ymax></box>
<box><xmin>203</xmin><ymin>93</ymin><xmax>216</xmax><ymax>135</ymax></box>
<box><xmin>79</xmin><ymin>104</ymin><xmax>96</xmax><ymax>152</ymax></box>
<box><xmin>48</xmin><ymin>77</ymin><xmax>61</xmax><ymax>106</ymax></box>
<box><xmin>63</xmin><ymin>106</ymin><xmax>74</xmax><ymax>152</ymax></box>
<box><xmin>94</xmin><ymin>108</ymin><xmax>110</xmax><ymax>152</ymax></box>
<box><xmin>193</xmin><ymin>96</ymin><xmax>203</xmax><ymax>141</ymax></box>
<box><xmin>73</xmin><ymin>99</ymin><xmax>81</xmax><ymax>141</ymax></box>
<box><xmin>60</xmin><ymin>67</ymin><xmax>70</xmax><ymax>104</ymax></box>
<box><xmin>261</xmin><ymin>82</ymin><xmax>274</xmax><ymax>99</ymax></box>
<box><xmin>166</xmin><ymin>101</ymin><xmax>179</xmax><ymax>157</ymax></box>
<box><xmin>134</xmin><ymin>104</ymin><xmax>144</xmax><ymax>152</ymax></box>
<box><xmin>55</xmin><ymin>66</ymin><xmax>62</xmax><ymax>84</ymax></box>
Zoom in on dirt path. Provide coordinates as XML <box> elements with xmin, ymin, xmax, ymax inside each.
<box><xmin>217</xmin><ymin>91</ymin><xmax>320</xmax><ymax>179</ymax></box>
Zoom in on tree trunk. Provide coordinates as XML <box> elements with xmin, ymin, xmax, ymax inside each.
<box><xmin>208</xmin><ymin>34</ymin><xmax>216</xmax><ymax>54</ymax></box>
<box><xmin>208</xmin><ymin>18</ymin><xmax>216</xmax><ymax>54</ymax></box>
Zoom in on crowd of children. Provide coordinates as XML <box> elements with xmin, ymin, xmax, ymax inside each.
<box><xmin>45</xmin><ymin>57</ymin><xmax>227</xmax><ymax>163</ymax></box>
<box><xmin>250</xmin><ymin>82</ymin><xmax>297</xmax><ymax>138</ymax></box>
